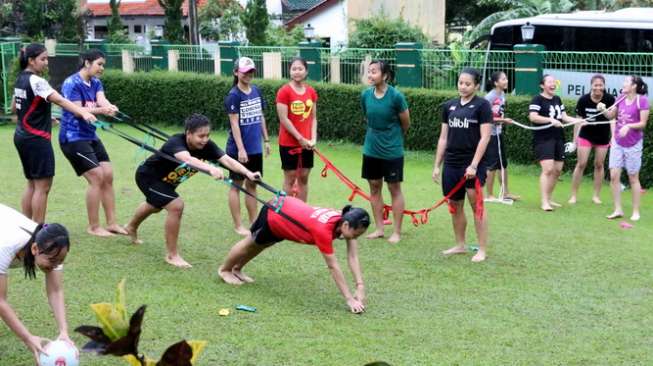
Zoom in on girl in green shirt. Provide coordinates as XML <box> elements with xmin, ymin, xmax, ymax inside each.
<box><xmin>360</xmin><ymin>60</ymin><xmax>410</xmax><ymax>244</ymax></box>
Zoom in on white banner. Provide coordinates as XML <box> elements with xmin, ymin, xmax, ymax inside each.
<box><xmin>542</xmin><ymin>69</ymin><xmax>653</xmax><ymax>102</ymax></box>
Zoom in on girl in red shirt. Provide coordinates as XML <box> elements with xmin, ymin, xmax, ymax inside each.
<box><xmin>218</xmin><ymin>197</ymin><xmax>369</xmax><ymax>314</ymax></box>
<box><xmin>275</xmin><ymin>57</ymin><xmax>318</xmax><ymax>201</ymax></box>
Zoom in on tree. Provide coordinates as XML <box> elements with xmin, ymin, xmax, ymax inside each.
<box><xmin>464</xmin><ymin>0</ymin><xmax>576</xmax><ymax>46</ymax></box>
<box><xmin>266</xmin><ymin>23</ymin><xmax>304</xmax><ymax>46</ymax></box>
<box><xmin>219</xmin><ymin>1</ymin><xmax>245</xmax><ymax>41</ymax></box>
<box><xmin>50</xmin><ymin>0</ymin><xmax>83</xmax><ymax>42</ymax></box>
<box><xmin>22</xmin><ymin>0</ymin><xmax>46</xmax><ymax>39</ymax></box>
<box><xmin>158</xmin><ymin>0</ymin><xmax>185</xmax><ymax>43</ymax></box>
<box><xmin>241</xmin><ymin>0</ymin><xmax>268</xmax><ymax>45</ymax></box>
<box><xmin>349</xmin><ymin>13</ymin><xmax>429</xmax><ymax>49</ymax></box>
<box><xmin>106</xmin><ymin>0</ymin><xmax>128</xmax><ymax>43</ymax></box>
<box><xmin>198</xmin><ymin>0</ymin><xmax>224</xmax><ymax>41</ymax></box>
<box><xmin>0</xmin><ymin>1</ymin><xmax>15</xmax><ymax>36</ymax></box>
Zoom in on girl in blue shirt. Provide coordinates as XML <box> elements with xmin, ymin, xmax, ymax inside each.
<box><xmin>225</xmin><ymin>57</ymin><xmax>271</xmax><ymax>235</ymax></box>
<box><xmin>59</xmin><ymin>49</ymin><xmax>127</xmax><ymax>237</ymax></box>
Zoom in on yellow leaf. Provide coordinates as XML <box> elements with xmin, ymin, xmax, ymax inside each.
<box><xmin>90</xmin><ymin>303</ymin><xmax>129</xmax><ymax>341</ymax></box>
<box><xmin>115</xmin><ymin>278</ymin><xmax>127</xmax><ymax>322</ymax></box>
<box><xmin>187</xmin><ymin>340</ymin><xmax>207</xmax><ymax>365</ymax></box>
<box><xmin>122</xmin><ymin>355</ymin><xmax>157</xmax><ymax>366</ymax></box>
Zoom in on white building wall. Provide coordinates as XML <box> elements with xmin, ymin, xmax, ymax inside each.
<box><xmin>303</xmin><ymin>1</ymin><xmax>347</xmax><ymax>50</ymax></box>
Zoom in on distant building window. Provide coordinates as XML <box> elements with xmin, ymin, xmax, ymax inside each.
<box><xmin>134</xmin><ymin>25</ymin><xmax>142</xmax><ymax>33</ymax></box>
<box><xmin>94</xmin><ymin>25</ymin><xmax>108</xmax><ymax>39</ymax></box>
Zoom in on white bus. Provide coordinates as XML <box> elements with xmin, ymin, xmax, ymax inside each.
<box><xmin>486</xmin><ymin>8</ymin><xmax>653</xmax><ymax>98</ymax></box>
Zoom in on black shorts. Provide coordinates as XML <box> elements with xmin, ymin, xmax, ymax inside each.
<box><xmin>279</xmin><ymin>146</ymin><xmax>314</xmax><ymax>170</ymax></box>
<box><xmin>442</xmin><ymin>164</ymin><xmax>487</xmax><ymax>202</ymax></box>
<box><xmin>227</xmin><ymin>153</ymin><xmax>263</xmax><ymax>181</ymax></box>
<box><xmin>14</xmin><ymin>135</ymin><xmax>55</xmax><ymax>180</ymax></box>
<box><xmin>361</xmin><ymin>155</ymin><xmax>404</xmax><ymax>183</ymax></box>
<box><xmin>534</xmin><ymin>138</ymin><xmax>565</xmax><ymax>162</ymax></box>
<box><xmin>250</xmin><ymin>206</ymin><xmax>282</xmax><ymax>246</ymax></box>
<box><xmin>135</xmin><ymin>168</ymin><xmax>179</xmax><ymax>209</ymax></box>
<box><xmin>60</xmin><ymin>139</ymin><xmax>110</xmax><ymax>176</ymax></box>
<box><xmin>486</xmin><ymin>135</ymin><xmax>508</xmax><ymax>170</ymax></box>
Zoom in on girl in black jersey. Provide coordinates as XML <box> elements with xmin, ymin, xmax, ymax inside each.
<box><xmin>124</xmin><ymin>114</ymin><xmax>260</xmax><ymax>268</ymax></box>
<box><xmin>528</xmin><ymin>74</ymin><xmax>583</xmax><ymax>212</ymax></box>
<box><xmin>12</xmin><ymin>43</ymin><xmax>96</xmax><ymax>223</ymax></box>
<box><xmin>432</xmin><ymin>68</ymin><xmax>493</xmax><ymax>262</ymax></box>
<box><xmin>568</xmin><ymin>74</ymin><xmax>615</xmax><ymax>205</ymax></box>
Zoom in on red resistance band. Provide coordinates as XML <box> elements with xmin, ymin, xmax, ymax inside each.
<box><xmin>288</xmin><ymin>147</ymin><xmax>304</xmax><ymax>196</ymax></box>
<box><xmin>313</xmin><ymin>148</ymin><xmax>484</xmax><ymax>226</ymax></box>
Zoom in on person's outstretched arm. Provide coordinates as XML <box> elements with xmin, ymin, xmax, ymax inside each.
<box><xmin>322</xmin><ymin>253</ymin><xmax>365</xmax><ymax>313</ymax></box>
<box><xmin>45</xmin><ymin>270</ymin><xmax>71</xmax><ymax>343</ymax></box>
<box><xmin>346</xmin><ymin>238</ymin><xmax>365</xmax><ymax>304</ymax></box>
<box><xmin>0</xmin><ymin>275</ymin><xmax>46</xmax><ymax>363</ymax></box>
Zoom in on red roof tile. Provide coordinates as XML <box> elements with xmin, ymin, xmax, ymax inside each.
<box><xmin>82</xmin><ymin>0</ymin><xmax>208</xmax><ymax>17</ymax></box>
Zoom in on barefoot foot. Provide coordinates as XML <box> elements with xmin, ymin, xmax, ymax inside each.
<box><xmin>124</xmin><ymin>224</ymin><xmax>143</xmax><ymax>244</ymax></box>
<box><xmin>165</xmin><ymin>255</ymin><xmax>192</xmax><ymax>268</ymax></box>
<box><xmin>471</xmin><ymin>250</ymin><xmax>487</xmax><ymax>262</ymax></box>
<box><xmin>591</xmin><ymin>196</ymin><xmax>602</xmax><ymax>204</ymax></box>
<box><xmin>366</xmin><ymin>230</ymin><xmax>384</xmax><ymax>240</ymax></box>
<box><xmin>388</xmin><ymin>232</ymin><xmax>401</xmax><ymax>244</ymax></box>
<box><xmin>549</xmin><ymin>201</ymin><xmax>562</xmax><ymax>208</ymax></box>
<box><xmin>218</xmin><ymin>266</ymin><xmax>243</xmax><ymax>285</ymax></box>
<box><xmin>630</xmin><ymin>212</ymin><xmax>640</xmax><ymax>221</ymax></box>
<box><xmin>442</xmin><ymin>245</ymin><xmax>467</xmax><ymax>256</ymax></box>
<box><xmin>88</xmin><ymin>226</ymin><xmax>115</xmax><ymax>237</ymax></box>
<box><xmin>234</xmin><ymin>226</ymin><xmax>251</xmax><ymax>236</ymax></box>
<box><xmin>541</xmin><ymin>204</ymin><xmax>554</xmax><ymax>212</ymax></box>
<box><xmin>567</xmin><ymin>196</ymin><xmax>577</xmax><ymax>204</ymax></box>
<box><xmin>606</xmin><ymin>211</ymin><xmax>624</xmax><ymax>220</ymax></box>
<box><xmin>232</xmin><ymin>269</ymin><xmax>255</xmax><ymax>283</ymax></box>
<box><xmin>106</xmin><ymin>224</ymin><xmax>129</xmax><ymax>235</ymax></box>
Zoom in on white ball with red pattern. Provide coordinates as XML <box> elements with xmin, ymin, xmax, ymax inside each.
<box><xmin>38</xmin><ymin>340</ymin><xmax>80</xmax><ymax>366</ymax></box>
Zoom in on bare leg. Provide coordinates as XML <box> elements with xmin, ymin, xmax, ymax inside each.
<box><xmin>607</xmin><ymin>168</ymin><xmax>624</xmax><ymax>219</ymax></box>
<box><xmin>83</xmin><ymin>167</ymin><xmax>114</xmax><ymax>237</ymax></box>
<box><xmin>549</xmin><ymin>161</ymin><xmax>564</xmax><ymax>207</ymax></box>
<box><xmin>296</xmin><ymin>168</ymin><xmax>311</xmax><ymax>202</ymax></box>
<box><xmin>283</xmin><ymin>169</ymin><xmax>298</xmax><ymax>198</ymax></box>
<box><xmin>98</xmin><ymin>163</ymin><xmax>127</xmax><ymax>234</ymax></box>
<box><xmin>592</xmin><ymin>147</ymin><xmax>608</xmax><ymax>204</ymax></box>
<box><xmin>228</xmin><ymin>179</ymin><xmax>250</xmax><ymax>236</ymax></box>
<box><xmin>244</xmin><ymin>179</ymin><xmax>258</xmax><ymax>224</ymax></box>
<box><xmin>539</xmin><ymin>160</ymin><xmax>555</xmax><ymax>211</ymax></box>
<box><xmin>629</xmin><ymin>172</ymin><xmax>641</xmax><ymax>221</ymax></box>
<box><xmin>162</xmin><ymin>198</ymin><xmax>191</xmax><ymax>268</ymax></box>
<box><xmin>485</xmin><ymin>169</ymin><xmax>497</xmax><ymax>199</ymax></box>
<box><xmin>387</xmin><ymin>182</ymin><xmax>404</xmax><ymax>244</ymax></box>
<box><xmin>125</xmin><ymin>201</ymin><xmax>161</xmax><ymax>244</ymax></box>
<box><xmin>21</xmin><ymin>180</ymin><xmax>35</xmax><ymax>218</ymax></box>
<box><xmin>31</xmin><ymin>178</ymin><xmax>53</xmax><ymax>223</ymax></box>
<box><xmin>569</xmin><ymin>146</ymin><xmax>590</xmax><ymax>204</ymax></box>
<box><xmin>467</xmin><ymin>188</ymin><xmax>488</xmax><ymax>262</ymax></box>
<box><xmin>366</xmin><ymin>179</ymin><xmax>385</xmax><ymax>239</ymax></box>
<box><xmin>442</xmin><ymin>200</ymin><xmax>467</xmax><ymax>255</ymax></box>
<box><xmin>219</xmin><ymin>235</ymin><xmax>265</xmax><ymax>285</ymax></box>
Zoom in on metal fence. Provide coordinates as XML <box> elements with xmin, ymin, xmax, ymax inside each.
<box><xmin>3</xmin><ymin>41</ymin><xmax>653</xmax><ymax>114</ymax></box>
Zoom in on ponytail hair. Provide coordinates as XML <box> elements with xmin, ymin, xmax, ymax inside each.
<box><xmin>22</xmin><ymin>223</ymin><xmax>70</xmax><ymax>279</ymax></box>
<box><xmin>19</xmin><ymin>43</ymin><xmax>47</xmax><ymax>70</ymax></box>
<box><xmin>369</xmin><ymin>60</ymin><xmax>394</xmax><ymax>84</ymax></box>
<box><xmin>78</xmin><ymin>48</ymin><xmax>106</xmax><ymax>70</ymax></box>
<box><xmin>485</xmin><ymin>71</ymin><xmax>506</xmax><ymax>92</ymax></box>
<box><xmin>630</xmin><ymin>75</ymin><xmax>648</xmax><ymax>95</ymax></box>
<box><xmin>340</xmin><ymin>205</ymin><xmax>370</xmax><ymax>230</ymax></box>
<box><xmin>184</xmin><ymin>113</ymin><xmax>211</xmax><ymax>134</ymax></box>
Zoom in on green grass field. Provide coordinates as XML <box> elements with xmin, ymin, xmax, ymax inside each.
<box><xmin>0</xmin><ymin>124</ymin><xmax>651</xmax><ymax>365</ymax></box>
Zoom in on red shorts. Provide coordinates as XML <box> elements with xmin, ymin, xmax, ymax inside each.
<box><xmin>577</xmin><ymin>136</ymin><xmax>609</xmax><ymax>149</ymax></box>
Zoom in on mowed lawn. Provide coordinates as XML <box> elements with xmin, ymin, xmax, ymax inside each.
<box><xmin>0</xmin><ymin>124</ymin><xmax>651</xmax><ymax>366</ymax></box>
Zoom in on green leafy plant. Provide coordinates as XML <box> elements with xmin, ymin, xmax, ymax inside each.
<box><xmin>241</xmin><ymin>0</ymin><xmax>269</xmax><ymax>45</ymax></box>
<box><xmin>349</xmin><ymin>12</ymin><xmax>429</xmax><ymax>49</ymax></box>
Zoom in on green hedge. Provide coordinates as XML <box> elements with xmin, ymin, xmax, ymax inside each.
<box><xmin>102</xmin><ymin>70</ymin><xmax>653</xmax><ymax>187</ymax></box>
